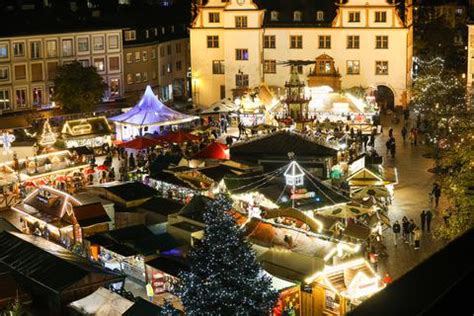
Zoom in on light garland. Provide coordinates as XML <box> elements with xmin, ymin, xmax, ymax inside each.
<box><xmin>39</xmin><ymin>119</ymin><xmax>57</xmax><ymax>146</ymax></box>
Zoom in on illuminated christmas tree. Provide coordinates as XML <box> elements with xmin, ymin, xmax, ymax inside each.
<box><xmin>38</xmin><ymin>119</ymin><xmax>57</xmax><ymax>146</ymax></box>
<box><xmin>177</xmin><ymin>195</ymin><xmax>278</xmax><ymax>315</ymax></box>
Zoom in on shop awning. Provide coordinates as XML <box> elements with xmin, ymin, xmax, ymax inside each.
<box><xmin>118</xmin><ymin>136</ymin><xmax>161</xmax><ymax>150</ymax></box>
<box><xmin>193</xmin><ymin>142</ymin><xmax>229</xmax><ymax>160</ymax></box>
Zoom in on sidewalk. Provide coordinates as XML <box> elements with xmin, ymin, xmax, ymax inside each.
<box><xmin>375</xmin><ymin>114</ymin><xmax>447</xmax><ymax>279</ymax></box>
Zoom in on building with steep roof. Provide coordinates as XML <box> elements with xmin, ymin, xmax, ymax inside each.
<box><xmin>190</xmin><ymin>0</ymin><xmax>413</xmax><ymax>110</ymax></box>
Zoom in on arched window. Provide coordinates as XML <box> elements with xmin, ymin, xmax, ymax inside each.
<box><xmin>293</xmin><ymin>11</ymin><xmax>302</xmax><ymax>21</ymax></box>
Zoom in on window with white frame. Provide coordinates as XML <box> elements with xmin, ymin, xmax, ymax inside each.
<box><xmin>62</xmin><ymin>39</ymin><xmax>73</xmax><ymax>57</ymax></box>
<box><xmin>346</xmin><ymin>60</ymin><xmax>360</xmax><ymax>74</ymax></box>
<box><xmin>319</xmin><ymin>35</ymin><xmax>331</xmax><ymax>49</ymax></box>
<box><xmin>271</xmin><ymin>11</ymin><xmax>279</xmax><ymax>21</ymax></box>
<box><xmin>0</xmin><ymin>66</ymin><xmax>9</xmax><ymax>81</ymax></box>
<box><xmin>109</xmin><ymin>56</ymin><xmax>120</xmax><ymax>71</ymax></box>
<box><xmin>263</xmin><ymin>60</ymin><xmax>276</xmax><ymax>74</ymax></box>
<box><xmin>209</xmin><ymin>12</ymin><xmax>220</xmax><ymax>23</ymax></box>
<box><xmin>375</xmin><ymin>11</ymin><xmax>387</xmax><ymax>22</ymax></box>
<box><xmin>347</xmin><ymin>35</ymin><xmax>360</xmax><ymax>49</ymax></box>
<box><xmin>290</xmin><ymin>35</ymin><xmax>303</xmax><ymax>49</ymax></box>
<box><xmin>30</xmin><ymin>41</ymin><xmax>42</xmax><ymax>59</ymax></box>
<box><xmin>13</xmin><ymin>42</ymin><xmax>25</xmax><ymax>57</ymax></box>
<box><xmin>207</xmin><ymin>36</ymin><xmax>219</xmax><ymax>48</ymax></box>
<box><xmin>293</xmin><ymin>11</ymin><xmax>302</xmax><ymax>21</ymax></box>
<box><xmin>124</xmin><ymin>30</ymin><xmax>136</xmax><ymax>41</ymax></box>
<box><xmin>212</xmin><ymin>60</ymin><xmax>225</xmax><ymax>74</ymax></box>
<box><xmin>317</xmin><ymin>11</ymin><xmax>324</xmax><ymax>21</ymax></box>
<box><xmin>376</xmin><ymin>35</ymin><xmax>388</xmax><ymax>49</ymax></box>
<box><xmin>14</xmin><ymin>65</ymin><xmax>26</xmax><ymax>80</ymax></box>
<box><xmin>77</xmin><ymin>37</ymin><xmax>89</xmax><ymax>52</ymax></box>
<box><xmin>236</xmin><ymin>73</ymin><xmax>249</xmax><ymax>87</ymax></box>
<box><xmin>110</xmin><ymin>78</ymin><xmax>120</xmax><ymax>97</ymax></box>
<box><xmin>235</xmin><ymin>49</ymin><xmax>249</xmax><ymax>60</ymax></box>
<box><xmin>264</xmin><ymin>35</ymin><xmax>276</xmax><ymax>49</ymax></box>
<box><xmin>46</xmin><ymin>40</ymin><xmax>57</xmax><ymax>58</ymax></box>
<box><xmin>126</xmin><ymin>53</ymin><xmax>132</xmax><ymax>63</ymax></box>
<box><xmin>0</xmin><ymin>43</ymin><xmax>8</xmax><ymax>58</ymax></box>
<box><xmin>94</xmin><ymin>58</ymin><xmax>105</xmax><ymax>72</ymax></box>
<box><xmin>142</xmin><ymin>51</ymin><xmax>148</xmax><ymax>61</ymax></box>
<box><xmin>109</xmin><ymin>35</ymin><xmax>119</xmax><ymax>49</ymax></box>
<box><xmin>375</xmin><ymin>61</ymin><xmax>388</xmax><ymax>75</ymax></box>
<box><xmin>135</xmin><ymin>73</ymin><xmax>141</xmax><ymax>82</ymax></box>
<box><xmin>93</xmin><ymin>36</ymin><xmax>105</xmax><ymax>51</ymax></box>
<box><xmin>32</xmin><ymin>87</ymin><xmax>43</xmax><ymax>106</ymax></box>
<box><xmin>235</xmin><ymin>16</ymin><xmax>248</xmax><ymax>28</ymax></box>
<box><xmin>0</xmin><ymin>89</ymin><xmax>11</xmax><ymax>110</ymax></box>
<box><xmin>15</xmin><ymin>88</ymin><xmax>27</xmax><ymax>107</ymax></box>
<box><xmin>349</xmin><ymin>11</ymin><xmax>360</xmax><ymax>22</ymax></box>
<box><xmin>135</xmin><ymin>51</ymin><xmax>140</xmax><ymax>62</ymax></box>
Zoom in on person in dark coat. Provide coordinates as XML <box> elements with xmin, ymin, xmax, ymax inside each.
<box><xmin>390</xmin><ymin>137</ymin><xmax>396</xmax><ymax>158</ymax></box>
<box><xmin>420</xmin><ymin>210</ymin><xmax>426</xmax><ymax>232</ymax></box>
<box><xmin>401</xmin><ymin>126</ymin><xmax>407</xmax><ymax>143</ymax></box>
<box><xmin>426</xmin><ymin>210</ymin><xmax>433</xmax><ymax>232</ymax></box>
<box><xmin>409</xmin><ymin>219</ymin><xmax>417</xmax><ymax>246</ymax></box>
<box><xmin>392</xmin><ymin>220</ymin><xmax>401</xmax><ymax>246</ymax></box>
<box><xmin>402</xmin><ymin>216</ymin><xmax>409</xmax><ymax>242</ymax></box>
<box><xmin>388</xmin><ymin>127</ymin><xmax>394</xmax><ymax>138</ymax></box>
<box><xmin>432</xmin><ymin>183</ymin><xmax>441</xmax><ymax>208</ymax></box>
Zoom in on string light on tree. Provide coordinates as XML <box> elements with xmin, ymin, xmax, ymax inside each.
<box><xmin>39</xmin><ymin>119</ymin><xmax>57</xmax><ymax>146</ymax></box>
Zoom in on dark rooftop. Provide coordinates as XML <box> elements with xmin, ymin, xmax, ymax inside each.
<box><xmin>123</xmin><ymin>297</ymin><xmax>163</xmax><ymax>316</ymax></box>
<box><xmin>138</xmin><ymin>196</ymin><xmax>184</xmax><ymax>216</ymax></box>
<box><xmin>0</xmin><ymin>231</ymin><xmax>122</xmax><ymax>293</ymax></box>
<box><xmin>178</xmin><ymin>195</ymin><xmax>212</xmax><ymax>223</ymax></box>
<box><xmin>73</xmin><ymin>202</ymin><xmax>111</xmax><ymax>227</ymax></box>
<box><xmin>100</xmin><ymin>182</ymin><xmax>157</xmax><ymax>202</ymax></box>
<box><xmin>146</xmin><ymin>256</ymin><xmax>190</xmax><ymax>278</ymax></box>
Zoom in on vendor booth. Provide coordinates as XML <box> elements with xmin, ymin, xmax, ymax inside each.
<box><xmin>109</xmin><ymin>86</ymin><xmax>199</xmax><ymax>141</ymax></box>
<box><xmin>61</xmin><ymin>117</ymin><xmax>112</xmax><ymax>149</ymax></box>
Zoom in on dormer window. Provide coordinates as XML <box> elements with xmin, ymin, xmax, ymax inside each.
<box><xmin>294</xmin><ymin>11</ymin><xmax>302</xmax><ymax>22</ymax></box>
<box><xmin>317</xmin><ymin>11</ymin><xmax>324</xmax><ymax>21</ymax></box>
<box><xmin>271</xmin><ymin>11</ymin><xmax>279</xmax><ymax>21</ymax></box>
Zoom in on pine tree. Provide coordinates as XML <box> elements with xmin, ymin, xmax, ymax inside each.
<box><xmin>177</xmin><ymin>195</ymin><xmax>278</xmax><ymax>315</ymax></box>
<box><xmin>161</xmin><ymin>299</ymin><xmax>179</xmax><ymax>316</ymax></box>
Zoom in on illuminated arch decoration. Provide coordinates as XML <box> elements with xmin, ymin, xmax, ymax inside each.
<box><xmin>263</xmin><ymin>207</ymin><xmax>324</xmax><ymax>233</ymax></box>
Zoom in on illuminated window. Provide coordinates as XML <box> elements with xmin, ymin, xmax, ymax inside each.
<box><xmin>235</xmin><ymin>49</ymin><xmax>249</xmax><ymax>60</ymax></box>
<box><xmin>207</xmin><ymin>36</ymin><xmax>219</xmax><ymax>48</ymax></box>
<box><xmin>347</xmin><ymin>35</ymin><xmax>360</xmax><ymax>49</ymax></box>
<box><xmin>290</xmin><ymin>35</ymin><xmax>303</xmax><ymax>49</ymax></box>
<box><xmin>347</xmin><ymin>60</ymin><xmax>360</xmax><ymax>75</ymax></box>
<box><xmin>319</xmin><ymin>36</ymin><xmax>331</xmax><ymax>49</ymax></box>
<box><xmin>294</xmin><ymin>11</ymin><xmax>302</xmax><ymax>21</ymax></box>
<box><xmin>376</xmin><ymin>35</ymin><xmax>388</xmax><ymax>49</ymax></box>
<box><xmin>375</xmin><ymin>61</ymin><xmax>388</xmax><ymax>75</ymax></box>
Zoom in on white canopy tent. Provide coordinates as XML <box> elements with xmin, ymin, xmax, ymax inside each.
<box><xmin>68</xmin><ymin>287</ymin><xmax>133</xmax><ymax>316</ymax></box>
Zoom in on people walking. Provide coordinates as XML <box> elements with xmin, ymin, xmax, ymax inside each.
<box><xmin>389</xmin><ymin>137</ymin><xmax>396</xmax><ymax>158</ymax></box>
<box><xmin>413</xmin><ymin>226</ymin><xmax>422</xmax><ymax>250</ymax></box>
<box><xmin>420</xmin><ymin>210</ymin><xmax>426</xmax><ymax>232</ymax></box>
<box><xmin>402</xmin><ymin>216</ymin><xmax>409</xmax><ymax>243</ymax></box>
<box><xmin>392</xmin><ymin>220</ymin><xmax>401</xmax><ymax>246</ymax></box>
<box><xmin>388</xmin><ymin>127</ymin><xmax>394</xmax><ymax>138</ymax></box>
<box><xmin>426</xmin><ymin>209</ymin><xmax>433</xmax><ymax>233</ymax></box>
<box><xmin>432</xmin><ymin>183</ymin><xmax>441</xmax><ymax>208</ymax></box>
<box><xmin>401</xmin><ymin>126</ymin><xmax>407</xmax><ymax>143</ymax></box>
<box><xmin>409</xmin><ymin>219</ymin><xmax>416</xmax><ymax>246</ymax></box>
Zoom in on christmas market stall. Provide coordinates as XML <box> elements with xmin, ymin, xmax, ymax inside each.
<box><xmin>145</xmin><ymin>256</ymin><xmax>189</xmax><ymax>296</ymax></box>
<box><xmin>61</xmin><ymin>116</ymin><xmax>113</xmax><ymax>149</ymax></box>
<box><xmin>10</xmin><ymin>186</ymin><xmax>111</xmax><ymax>245</ymax></box>
<box><xmin>302</xmin><ymin>258</ymin><xmax>384</xmax><ymax>315</ymax></box>
<box><xmin>68</xmin><ymin>287</ymin><xmax>133</xmax><ymax>316</ymax></box>
<box><xmin>109</xmin><ymin>86</ymin><xmax>199</xmax><ymax>141</ymax></box>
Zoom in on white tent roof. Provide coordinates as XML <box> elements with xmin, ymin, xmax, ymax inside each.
<box><xmin>69</xmin><ymin>287</ymin><xmax>134</xmax><ymax>316</ymax></box>
<box><xmin>200</xmin><ymin>99</ymin><xmax>239</xmax><ymax>114</ymax></box>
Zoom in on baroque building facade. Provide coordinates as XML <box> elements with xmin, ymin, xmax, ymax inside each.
<box><xmin>190</xmin><ymin>0</ymin><xmax>413</xmax><ymax>110</ymax></box>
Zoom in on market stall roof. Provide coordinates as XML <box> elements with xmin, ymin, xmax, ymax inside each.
<box><xmin>92</xmin><ymin>182</ymin><xmax>157</xmax><ymax>202</ymax></box>
<box><xmin>138</xmin><ymin>197</ymin><xmax>184</xmax><ymax>216</ymax></box>
<box><xmin>69</xmin><ymin>146</ymin><xmax>94</xmax><ymax>156</ymax></box>
<box><xmin>61</xmin><ymin>116</ymin><xmax>112</xmax><ymax>139</ymax></box>
<box><xmin>347</xmin><ymin>166</ymin><xmax>398</xmax><ymax>187</ymax></box>
<box><xmin>193</xmin><ymin>142</ymin><xmax>229</xmax><ymax>160</ymax></box>
<box><xmin>197</xmin><ymin>164</ymin><xmax>241</xmax><ymax>182</ymax></box>
<box><xmin>118</xmin><ymin>136</ymin><xmax>162</xmax><ymax>150</ymax></box>
<box><xmin>146</xmin><ymin>256</ymin><xmax>190</xmax><ymax>277</ymax></box>
<box><xmin>123</xmin><ymin>298</ymin><xmax>164</xmax><ymax>316</ymax></box>
<box><xmin>72</xmin><ymin>203</ymin><xmax>111</xmax><ymax>227</ymax></box>
<box><xmin>231</xmin><ymin>131</ymin><xmax>338</xmax><ymax>159</ymax></box>
<box><xmin>68</xmin><ymin>287</ymin><xmax>134</xmax><ymax>316</ymax></box>
<box><xmin>0</xmin><ymin>231</ymin><xmax>123</xmax><ymax>293</ymax></box>
<box><xmin>225</xmin><ymin>170</ymin><xmax>350</xmax><ymax>211</ymax></box>
<box><xmin>199</xmin><ymin>98</ymin><xmax>239</xmax><ymax>114</ymax></box>
<box><xmin>258</xmin><ymin>248</ymin><xmax>325</xmax><ymax>283</ymax></box>
<box><xmin>178</xmin><ymin>195</ymin><xmax>212</xmax><ymax>223</ymax></box>
<box><xmin>87</xmin><ymin>225</ymin><xmax>182</xmax><ymax>256</ymax></box>
<box><xmin>109</xmin><ymin>86</ymin><xmax>198</xmax><ymax>127</ymax></box>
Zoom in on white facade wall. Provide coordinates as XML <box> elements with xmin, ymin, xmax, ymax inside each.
<box><xmin>190</xmin><ymin>0</ymin><xmax>412</xmax><ymax>108</ymax></box>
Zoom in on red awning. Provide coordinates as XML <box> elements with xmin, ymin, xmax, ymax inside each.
<box><xmin>118</xmin><ymin>136</ymin><xmax>161</xmax><ymax>150</ymax></box>
<box><xmin>155</xmin><ymin>130</ymin><xmax>201</xmax><ymax>144</ymax></box>
<box><xmin>193</xmin><ymin>142</ymin><xmax>229</xmax><ymax>160</ymax></box>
